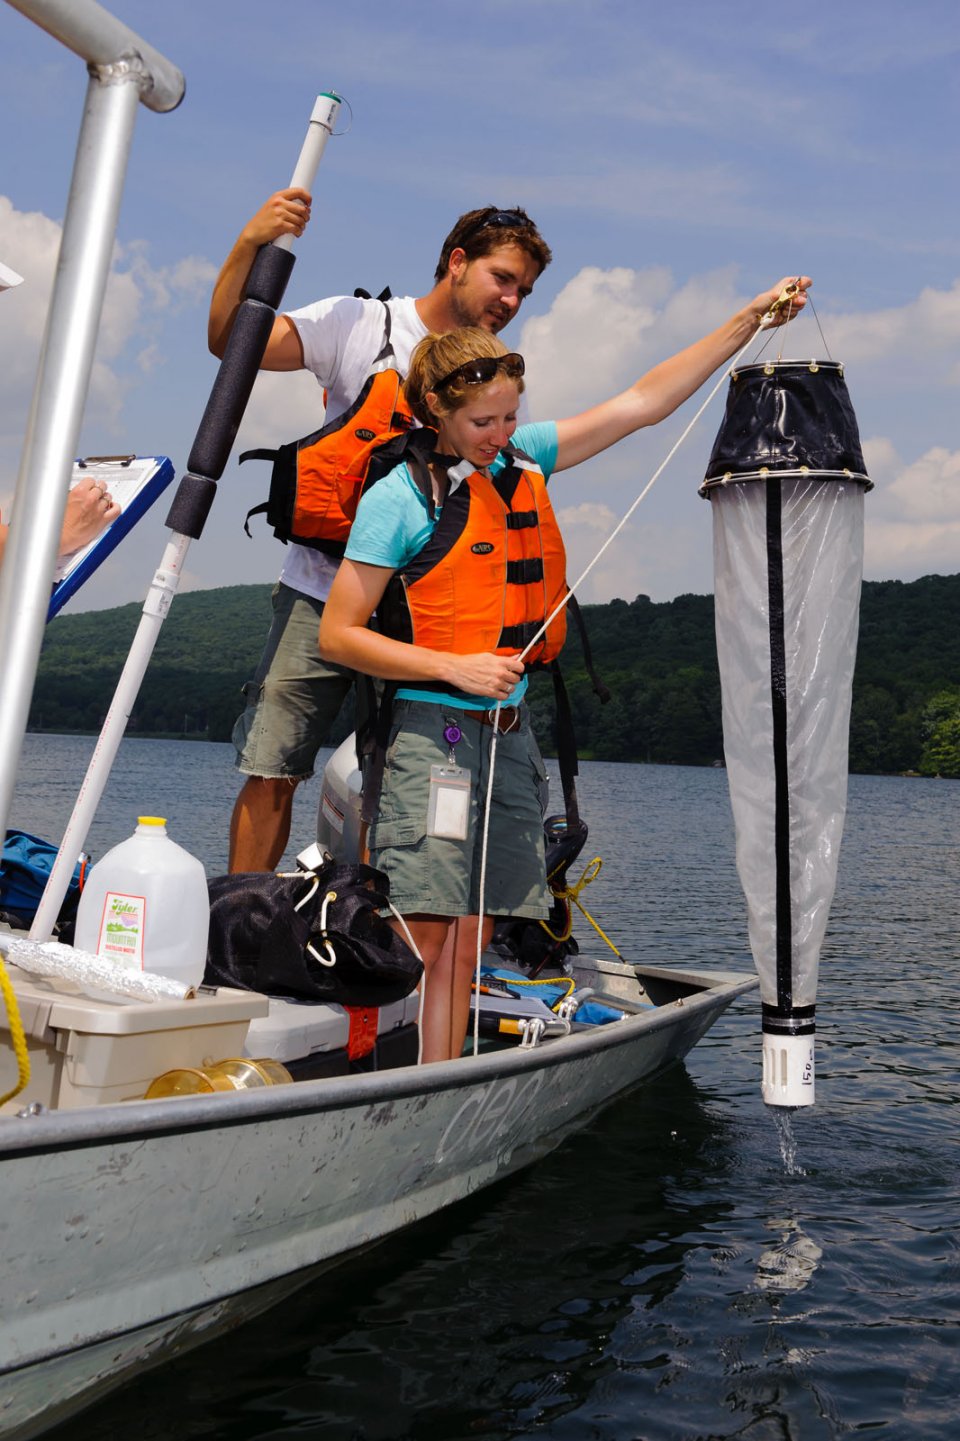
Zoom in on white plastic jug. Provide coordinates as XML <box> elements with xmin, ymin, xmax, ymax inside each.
<box><xmin>74</xmin><ymin>816</ymin><xmax>209</xmax><ymax>989</ymax></box>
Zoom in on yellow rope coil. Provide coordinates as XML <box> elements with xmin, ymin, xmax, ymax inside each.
<box><xmin>474</xmin><ymin>973</ymin><xmax>577</xmax><ymax>1014</ymax></box>
<box><xmin>0</xmin><ymin>955</ymin><xmax>31</xmax><ymax>1107</ymax></box>
<box><xmin>498</xmin><ymin>973</ymin><xmax>577</xmax><ymax>1011</ymax></box>
<box><xmin>540</xmin><ymin>856</ymin><xmax>624</xmax><ymax>959</ymax></box>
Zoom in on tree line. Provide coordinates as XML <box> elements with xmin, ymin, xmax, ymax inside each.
<box><xmin>28</xmin><ymin>574</ymin><xmax>960</xmax><ymax>777</ymax></box>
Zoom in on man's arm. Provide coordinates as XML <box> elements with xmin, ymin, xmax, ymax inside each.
<box><xmin>207</xmin><ymin>188</ymin><xmax>312</xmax><ymax>369</ymax></box>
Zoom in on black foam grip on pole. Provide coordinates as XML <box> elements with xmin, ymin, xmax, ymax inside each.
<box><xmin>244</xmin><ymin>243</ymin><xmax>296</xmax><ymax>308</ymax></box>
<box><xmin>164</xmin><ymin>472</ymin><xmax>218</xmax><ymax>539</ymax></box>
<box><xmin>188</xmin><ymin>300</ymin><xmax>276</xmax><ymax>480</ymax></box>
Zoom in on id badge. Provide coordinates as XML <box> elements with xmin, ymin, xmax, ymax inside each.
<box><xmin>427</xmin><ymin>763</ymin><xmax>471</xmax><ymax>840</ymax></box>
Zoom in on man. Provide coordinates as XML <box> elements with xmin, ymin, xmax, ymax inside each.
<box><xmin>209</xmin><ymin>191</ymin><xmax>552</xmax><ymax>871</ymax></box>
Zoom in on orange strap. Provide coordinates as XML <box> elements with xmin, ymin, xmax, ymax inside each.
<box><xmin>344</xmin><ymin>1005</ymin><xmax>379</xmax><ymax>1060</ymax></box>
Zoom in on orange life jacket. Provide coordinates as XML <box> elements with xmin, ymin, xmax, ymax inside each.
<box><xmin>379</xmin><ymin>446</ymin><xmax>568</xmax><ymax>669</ymax></box>
<box><xmin>241</xmin><ymin>301</ymin><xmax>414</xmax><ymax>556</ymax></box>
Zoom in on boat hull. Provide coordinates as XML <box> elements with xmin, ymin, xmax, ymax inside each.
<box><xmin>0</xmin><ymin>963</ymin><xmax>755</xmax><ymax>1438</ymax></box>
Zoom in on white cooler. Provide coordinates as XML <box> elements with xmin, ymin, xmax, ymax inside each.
<box><xmin>243</xmin><ymin>992</ymin><xmax>420</xmax><ymax>1078</ymax></box>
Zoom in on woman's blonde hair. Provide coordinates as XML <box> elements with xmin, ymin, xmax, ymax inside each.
<box><xmin>404</xmin><ymin>327</ymin><xmax>525</xmax><ymax>426</ymax></box>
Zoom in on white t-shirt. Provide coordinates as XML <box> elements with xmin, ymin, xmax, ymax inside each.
<box><xmin>279</xmin><ymin>294</ymin><xmax>429</xmax><ymax>601</ymax></box>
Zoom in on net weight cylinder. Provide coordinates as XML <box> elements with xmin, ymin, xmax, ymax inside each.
<box><xmin>702</xmin><ymin>360</ymin><xmax>871</xmax><ymax>1107</ymax></box>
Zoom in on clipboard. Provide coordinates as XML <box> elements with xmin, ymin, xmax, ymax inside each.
<box><xmin>48</xmin><ymin>455</ymin><xmax>176</xmax><ymax>620</ymax></box>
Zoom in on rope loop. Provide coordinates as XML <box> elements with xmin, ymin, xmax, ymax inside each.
<box><xmin>0</xmin><ymin>956</ymin><xmax>31</xmax><ymax>1107</ymax></box>
<box><xmin>541</xmin><ymin>855</ymin><xmax>624</xmax><ymax>959</ymax></box>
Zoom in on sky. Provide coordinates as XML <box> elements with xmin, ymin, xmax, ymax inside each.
<box><xmin>2</xmin><ymin>0</ymin><xmax>960</xmax><ymax>613</ymax></box>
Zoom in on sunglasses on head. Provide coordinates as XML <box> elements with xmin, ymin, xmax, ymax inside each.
<box><xmin>458</xmin><ymin>209</ymin><xmax>534</xmax><ymax>245</ymax></box>
<box><xmin>433</xmin><ymin>353</ymin><xmax>525</xmax><ymax>395</ymax></box>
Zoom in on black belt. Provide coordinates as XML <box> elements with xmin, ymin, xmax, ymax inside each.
<box><xmin>459</xmin><ymin>706</ymin><xmax>522</xmax><ymax>733</ymax></box>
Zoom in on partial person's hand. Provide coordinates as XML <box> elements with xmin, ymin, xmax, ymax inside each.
<box><xmin>59</xmin><ymin>476</ymin><xmax>121</xmax><ymax>556</ymax></box>
<box><xmin>750</xmin><ymin>276</ymin><xmax>812</xmax><ymax>329</ymax></box>
<box><xmin>242</xmin><ymin>188</ymin><xmax>312</xmax><ymax>247</ymax></box>
<box><xmin>444</xmin><ymin>652</ymin><xmax>525</xmax><ymax>700</ymax></box>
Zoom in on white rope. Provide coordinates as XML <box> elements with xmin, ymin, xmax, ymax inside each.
<box><xmin>387</xmin><ymin>900</ymin><xmax>428</xmax><ymax>1066</ymax></box>
<box><xmin>472</xmin><ymin>718</ymin><xmax>501</xmax><ymax>1056</ymax></box>
<box><xmin>292</xmin><ymin>874</ymin><xmax>320</xmax><ymax>911</ymax></box>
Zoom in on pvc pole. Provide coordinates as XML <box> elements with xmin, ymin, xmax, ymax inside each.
<box><xmin>0</xmin><ymin>68</ymin><xmax>141</xmax><ymax>870</ymax></box>
<box><xmin>274</xmin><ymin>93</ymin><xmax>341</xmax><ymax>250</ymax></box>
<box><xmin>30</xmin><ymin>95</ymin><xmax>341</xmax><ymax>941</ymax></box>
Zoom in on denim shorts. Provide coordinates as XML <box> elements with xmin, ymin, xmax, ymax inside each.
<box><xmin>368</xmin><ymin>699</ymin><xmax>550</xmax><ymax>920</ymax></box>
<box><xmin>232</xmin><ymin>583</ymin><xmax>355</xmax><ymax>780</ymax></box>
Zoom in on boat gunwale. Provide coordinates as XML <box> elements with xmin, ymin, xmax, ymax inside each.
<box><xmin>0</xmin><ymin>964</ymin><xmax>757</xmax><ymax>1157</ymax></box>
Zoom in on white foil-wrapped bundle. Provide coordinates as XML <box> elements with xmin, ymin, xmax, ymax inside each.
<box><xmin>0</xmin><ymin>934</ymin><xmax>195</xmax><ymax>1002</ymax></box>
<box><xmin>702</xmin><ymin>360</ymin><xmax>870</xmax><ymax>1106</ymax></box>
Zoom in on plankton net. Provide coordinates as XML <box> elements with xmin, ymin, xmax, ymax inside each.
<box><xmin>701</xmin><ymin>357</ymin><xmax>871</xmax><ymax>1106</ymax></box>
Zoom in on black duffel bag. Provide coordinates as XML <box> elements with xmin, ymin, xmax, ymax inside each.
<box><xmin>204</xmin><ymin>857</ymin><xmax>422</xmax><ymax>1007</ymax></box>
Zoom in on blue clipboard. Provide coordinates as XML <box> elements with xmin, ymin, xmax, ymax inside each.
<box><xmin>48</xmin><ymin>455</ymin><xmax>176</xmax><ymax>620</ymax></box>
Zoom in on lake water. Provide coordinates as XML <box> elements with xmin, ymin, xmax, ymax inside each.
<box><xmin>9</xmin><ymin>736</ymin><xmax>960</xmax><ymax>1440</ymax></box>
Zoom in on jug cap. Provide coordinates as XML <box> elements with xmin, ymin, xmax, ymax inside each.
<box><xmin>137</xmin><ymin>816</ymin><xmax>167</xmax><ymax>827</ymax></box>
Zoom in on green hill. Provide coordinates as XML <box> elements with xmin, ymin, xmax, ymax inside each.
<box><xmin>30</xmin><ymin>585</ymin><xmax>282</xmax><ymax>742</ymax></box>
<box><xmin>28</xmin><ymin>575</ymin><xmax>960</xmax><ymax>776</ymax></box>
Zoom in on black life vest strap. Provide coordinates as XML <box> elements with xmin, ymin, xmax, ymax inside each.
<box><xmin>566</xmin><ymin>593</ymin><xmax>611</xmax><ymax>704</ymax></box>
<box><xmin>549</xmin><ymin>659</ymin><xmax>581</xmax><ymax>830</ymax></box>
<box><xmin>506</xmin><ymin>558</ymin><xmax>544</xmax><ymax>585</ymax></box>
<box><xmin>371</xmin><ymin>299</ymin><xmax>395</xmax><ymax>367</ymax></box>
<box><xmin>243</xmin><ymin>500</ymin><xmax>272</xmax><ymax>540</ymax></box>
<box><xmin>358</xmin><ymin>676</ymin><xmax>399</xmax><ymax>828</ymax></box>
<box><xmin>499</xmin><ymin>620</ymin><xmax>544</xmax><ymax>650</ymax></box>
<box><xmin>506</xmin><ymin>511</ymin><xmax>538</xmax><ymax>530</ymax></box>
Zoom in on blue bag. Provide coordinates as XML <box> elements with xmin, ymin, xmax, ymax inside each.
<box><xmin>479</xmin><ymin>964</ymin><xmax>631</xmax><ymax>1026</ymax></box>
<box><xmin>0</xmin><ymin>830</ymin><xmax>83</xmax><ymax>927</ymax></box>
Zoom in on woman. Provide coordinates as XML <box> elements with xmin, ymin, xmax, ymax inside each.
<box><xmin>319</xmin><ymin>275</ymin><xmax>809</xmax><ymax>1062</ymax></box>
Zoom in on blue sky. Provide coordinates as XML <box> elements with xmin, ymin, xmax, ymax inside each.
<box><xmin>2</xmin><ymin>0</ymin><xmax>960</xmax><ymax>611</ymax></box>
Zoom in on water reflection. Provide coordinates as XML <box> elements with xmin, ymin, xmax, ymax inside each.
<box><xmin>754</xmin><ymin>1217</ymin><xmax>823</xmax><ymax>1294</ymax></box>
<box><xmin>19</xmin><ymin>747</ymin><xmax>960</xmax><ymax>1441</ymax></box>
<box><xmin>52</xmin><ymin>1067</ymin><xmax>739</xmax><ymax>1441</ymax></box>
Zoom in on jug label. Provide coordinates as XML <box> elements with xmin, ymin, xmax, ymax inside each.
<box><xmin>97</xmin><ymin>891</ymin><xmax>146</xmax><ymax>970</ymax></box>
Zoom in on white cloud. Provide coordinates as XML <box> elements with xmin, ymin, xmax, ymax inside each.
<box><xmin>520</xmin><ymin>262</ymin><xmax>747</xmax><ymax>421</ymax></box>
<box><xmin>864</xmin><ymin>440</ymin><xmax>960</xmax><ymax>579</ymax></box>
<box><xmin>861</xmin><ymin>436</ymin><xmax>899</xmax><ymax>486</ymax></box>
<box><xmin>121</xmin><ymin>242</ymin><xmax>217</xmax><ymax>314</ymax></box>
<box><xmin>234</xmin><ymin>368</ymin><xmax>327</xmax><ymax>453</ymax></box>
<box><xmin>0</xmin><ymin>193</ymin><xmax>218</xmax><ymax>503</ymax></box>
<box><xmin>825</xmin><ymin>279</ymin><xmax>960</xmax><ymax>366</ymax></box>
<box><xmin>883</xmin><ymin>446</ymin><xmax>960</xmax><ymax>521</ymax></box>
<box><xmin>555</xmin><ymin>500</ymin><xmax>710</xmax><ymax>605</ymax></box>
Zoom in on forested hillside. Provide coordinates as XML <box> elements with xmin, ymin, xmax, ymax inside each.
<box><xmin>27</xmin><ymin>574</ymin><xmax>960</xmax><ymax>776</ymax></box>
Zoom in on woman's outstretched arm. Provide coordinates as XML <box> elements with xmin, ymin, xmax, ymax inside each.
<box><xmin>552</xmin><ymin>275</ymin><xmax>811</xmax><ymax>473</ymax></box>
